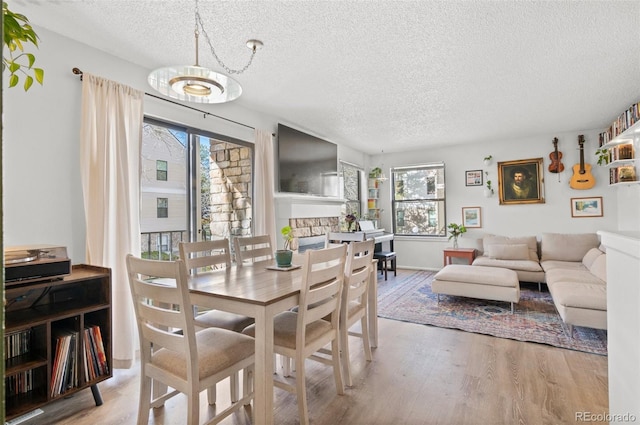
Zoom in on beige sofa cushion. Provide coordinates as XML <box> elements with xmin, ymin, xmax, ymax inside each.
<box><xmin>546</xmin><ymin>268</ymin><xmax>605</xmax><ymax>286</ymax></box>
<box><xmin>485</xmin><ymin>243</ymin><xmax>529</xmax><ymax>260</ymax></box>
<box><xmin>582</xmin><ymin>247</ymin><xmax>604</xmax><ymax>269</ymax></box>
<box><xmin>540</xmin><ymin>260</ymin><xmax>587</xmax><ymax>272</ymax></box>
<box><xmin>548</xmin><ymin>281</ymin><xmax>607</xmax><ymax>311</ymax></box>
<box><xmin>588</xmin><ymin>254</ymin><xmax>607</xmax><ymax>282</ymax></box>
<box><xmin>483</xmin><ymin>235</ymin><xmax>538</xmax><ymax>261</ymax></box>
<box><xmin>472</xmin><ymin>256</ymin><xmax>544</xmax><ymax>272</ymax></box>
<box><xmin>540</xmin><ymin>233</ymin><xmax>599</xmax><ymax>262</ymax></box>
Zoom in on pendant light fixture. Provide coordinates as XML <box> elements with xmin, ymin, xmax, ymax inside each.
<box><xmin>148</xmin><ymin>0</ymin><xmax>262</xmax><ymax>104</ymax></box>
<box><xmin>377</xmin><ymin>150</ymin><xmax>389</xmax><ymax>182</ymax></box>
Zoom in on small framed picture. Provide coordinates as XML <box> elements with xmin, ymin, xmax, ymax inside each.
<box><xmin>462</xmin><ymin>206</ymin><xmax>482</xmax><ymax>228</ymax></box>
<box><xmin>571</xmin><ymin>197</ymin><xmax>603</xmax><ymax>218</ymax></box>
<box><xmin>465</xmin><ymin>170</ymin><xmax>483</xmax><ymax>186</ymax></box>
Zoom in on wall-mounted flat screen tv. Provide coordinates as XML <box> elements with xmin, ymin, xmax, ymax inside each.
<box><xmin>278</xmin><ymin>124</ymin><xmax>338</xmax><ymax>197</ymax></box>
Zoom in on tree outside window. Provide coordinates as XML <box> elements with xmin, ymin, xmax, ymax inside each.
<box><xmin>392</xmin><ymin>164</ymin><xmax>446</xmax><ymax>236</ymax></box>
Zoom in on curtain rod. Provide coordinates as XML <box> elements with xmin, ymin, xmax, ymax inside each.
<box><xmin>72</xmin><ymin>67</ymin><xmax>259</xmax><ymax>132</ymax></box>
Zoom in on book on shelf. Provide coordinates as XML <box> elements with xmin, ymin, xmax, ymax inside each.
<box><xmin>5</xmin><ymin>328</ymin><xmax>31</xmax><ymax>360</ymax></box>
<box><xmin>50</xmin><ymin>328</ymin><xmax>79</xmax><ymax>397</ymax></box>
<box><xmin>83</xmin><ymin>324</ymin><xmax>109</xmax><ymax>380</ymax></box>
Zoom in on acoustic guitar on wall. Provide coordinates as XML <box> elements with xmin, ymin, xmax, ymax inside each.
<box><xmin>569</xmin><ymin>135</ymin><xmax>596</xmax><ymax>190</ymax></box>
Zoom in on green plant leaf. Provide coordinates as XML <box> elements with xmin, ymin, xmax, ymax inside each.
<box><xmin>34</xmin><ymin>67</ymin><xmax>44</xmax><ymax>84</ymax></box>
<box><xmin>8</xmin><ymin>61</ymin><xmax>19</xmax><ymax>72</ymax></box>
<box><xmin>9</xmin><ymin>73</ymin><xmax>18</xmax><ymax>87</ymax></box>
<box><xmin>25</xmin><ymin>52</ymin><xmax>35</xmax><ymax>67</ymax></box>
<box><xmin>23</xmin><ymin>75</ymin><xmax>33</xmax><ymax>90</ymax></box>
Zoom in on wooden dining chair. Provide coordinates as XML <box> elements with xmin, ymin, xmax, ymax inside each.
<box><xmin>339</xmin><ymin>239</ymin><xmax>375</xmax><ymax>386</ymax></box>
<box><xmin>233</xmin><ymin>234</ymin><xmax>274</xmax><ymax>266</ymax></box>
<box><xmin>125</xmin><ymin>254</ymin><xmax>255</xmax><ymax>425</ymax></box>
<box><xmin>243</xmin><ymin>244</ymin><xmax>348</xmax><ymax>425</ymax></box>
<box><xmin>178</xmin><ymin>240</ymin><xmax>254</xmax><ymax>333</ymax></box>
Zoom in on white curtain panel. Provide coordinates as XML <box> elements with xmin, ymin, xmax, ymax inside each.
<box><xmin>254</xmin><ymin>129</ymin><xmax>277</xmax><ymax>246</ymax></box>
<box><xmin>80</xmin><ymin>73</ymin><xmax>143</xmax><ymax>366</ymax></box>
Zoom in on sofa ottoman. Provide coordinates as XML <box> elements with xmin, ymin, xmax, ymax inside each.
<box><xmin>432</xmin><ymin>264</ymin><xmax>520</xmax><ymax>313</ymax></box>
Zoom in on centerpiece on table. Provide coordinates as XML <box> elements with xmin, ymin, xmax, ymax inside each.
<box><xmin>275</xmin><ymin>225</ymin><xmax>294</xmax><ymax>267</ymax></box>
<box><xmin>447</xmin><ymin>223</ymin><xmax>467</xmax><ymax>249</ymax></box>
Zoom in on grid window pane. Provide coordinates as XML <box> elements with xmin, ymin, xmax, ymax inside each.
<box><xmin>392</xmin><ymin>164</ymin><xmax>446</xmax><ymax>236</ymax></box>
<box><xmin>157</xmin><ymin>197</ymin><xmax>168</xmax><ymax>218</ymax></box>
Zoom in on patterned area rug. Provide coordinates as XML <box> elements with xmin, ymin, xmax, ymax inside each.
<box><xmin>377</xmin><ymin>270</ymin><xmax>607</xmax><ymax>355</ymax></box>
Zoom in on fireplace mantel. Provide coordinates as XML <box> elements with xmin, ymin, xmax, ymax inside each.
<box><xmin>274</xmin><ymin>193</ymin><xmax>345</xmax><ymax>219</ymax></box>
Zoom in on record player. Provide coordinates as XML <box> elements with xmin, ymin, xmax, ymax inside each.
<box><xmin>4</xmin><ymin>244</ymin><xmax>71</xmax><ymax>285</ymax></box>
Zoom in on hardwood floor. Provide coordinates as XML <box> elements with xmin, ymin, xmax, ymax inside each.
<box><xmin>18</xmin><ymin>272</ymin><xmax>609</xmax><ymax>425</ymax></box>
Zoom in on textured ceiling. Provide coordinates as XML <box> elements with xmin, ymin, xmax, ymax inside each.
<box><xmin>13</xmin><ymin>0</ymin><xmax>640</xmax><ymax>154</ymax></box>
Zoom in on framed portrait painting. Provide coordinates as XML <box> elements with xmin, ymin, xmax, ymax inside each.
<box><xmin>571</xmin><ymin>197</ymin><xmax>603</xmax><ymax>218</ymax></box>
<box><xmin>497</xmin><ymin>158</ymin><xmax>545</xmax><ymax>205</ymax></box>
<box><xmin>462</xmin><ymin>206</ymin><xmax>482</xmax><ymax>228</ymax></box>
<box><xmin>465</xmin><ymin>170</ymin><xmax>483</xmax><ymax>187</ymax></box>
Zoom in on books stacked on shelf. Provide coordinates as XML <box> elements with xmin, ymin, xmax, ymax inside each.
<box><xmin>610</xmin><ymin>143</ymin><xmax>635</xmax><ymax>161</ymax></box>
<box><xmin>83</xmin><ymin>324</ymin><xmax>108</xmax><ymax>381</ymax></box>
<box><xmin>5</xmin><ymin>329</ymin><xmax>31</xmax><ymax>361</ymax></box>
<box><xmin>50</xmin><ymin>328</ymin><xmax>79</xmax><ymax>397</ymax></box>
<box><xmin>6</xmin><ymin>370</ymin><xmax>33</xmax><ymax>397</ymax></box>
<box><xmin>599</xmin><ymin>101</ymin><xmax>640</xmax><ymax>145</ymax></box>
<box><xmin>610</xmin><ymin>165</ymin><xmax>637</xmax><ymax>184</ymax></box>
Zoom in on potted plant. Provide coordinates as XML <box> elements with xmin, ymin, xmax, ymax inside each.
<box><xmin>275</xmin><ymin>225</ymin><xmax>294</xmax><ymax>267</ymax></box>
<box><xmin>447</xmin><ymin>223</ymin><xmax>467</xmax><ymax>249</ymax></box>
<box><xmin>483</xmin><ymin>155</ymin><xmax>493</xmax><ymax>166</ymax></box>
<box><xmin>484</xmin><ymin>172</ymin><xmax>494</xmax><ymax>197</ymax></box>
<box><xmin>369</xmin><ymin>167</ymin><xmax>382</xmax><ymax>179</ymax></box>
<box><xmin>595</xmin><ymin>147</ymin><xmax>610</xmax><ymax>166</ymax></box>
<box><xmin>3</xmin><ymin>2</ymin><xmax>44</xmax><ymax>90</ymax></box>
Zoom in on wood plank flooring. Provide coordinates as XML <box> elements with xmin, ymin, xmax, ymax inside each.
<box><xmin>18</xmin><ymin>271</ymin><xmax>609</xmax><ymax>425</ymax></box>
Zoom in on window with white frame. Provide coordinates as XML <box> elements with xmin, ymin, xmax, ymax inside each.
<box><xmin>340</xmin><ymin>161</ymin><xmax>363</xmax><ymax>218</ymax></box>
<box><xmin>391</xmin><ymin>163</ymin><xmax>446</xmax><ymax>236</ymax></box>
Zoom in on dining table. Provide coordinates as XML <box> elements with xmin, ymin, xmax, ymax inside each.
<box><xmin>187</xmin><ymin>254</ymin><xmax>379</xmax><ymax>425</ymax></box>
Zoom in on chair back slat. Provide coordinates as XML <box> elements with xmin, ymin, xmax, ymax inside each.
<box><xmin>126</xmin><ymin>255</ymin><xmax>197</xmax><ymax>364</ymax></box>
<box><xmin>179</xmin><ymin>239</ymin><xmax>231</xmax><ymax>274</ymax></box>
<box><xmin>234</xmin><ymin>235</ymin><xmax>273</xmax><ymax>265</ymax></box>
<box><xmin>344</xmin><ymin>240</ymin><xmax>374</xmax><ymax>306</ymax></box>
<box><xmin>298</xmin><ymin>245</ymin><xmax>347</xmax><ymax>332</ymax></box>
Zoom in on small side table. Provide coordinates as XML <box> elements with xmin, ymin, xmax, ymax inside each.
<box><xmin>443</xmin><ymin>248</ymin><xmax>476</xmax><ymax>266</ymax></box>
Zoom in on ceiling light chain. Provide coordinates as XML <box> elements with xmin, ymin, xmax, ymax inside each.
<box><xmin>195</xmin><ymin>0</ymin><xmax>260</xmax><ymax>75</ymax></box>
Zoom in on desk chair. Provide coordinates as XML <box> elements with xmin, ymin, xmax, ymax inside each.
<box><xmin>125</xmin><ymin>255</ymin><xmax>254</xmax><ymax>425</ymax></box>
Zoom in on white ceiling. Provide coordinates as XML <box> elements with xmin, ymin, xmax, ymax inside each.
<box><xmin>13</xmin><ymin>0</ymin><xmax>640</xmax><ymax>154</ymax></box>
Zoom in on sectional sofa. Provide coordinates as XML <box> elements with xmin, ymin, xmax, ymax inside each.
<box><xmin>469</xmin><ymin>232</ymin><xmax>606</xmax><ymax>334</ymax></box>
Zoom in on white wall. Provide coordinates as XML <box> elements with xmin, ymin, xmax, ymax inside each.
<box><xmin>3</xmin><ymin>27</ymin><xmax>637</xmax><ymax>267</ymax></box>
<box><xmin>2</xmin><ymin>27</ymin><xmax>368</xmax><ymax>263</ymax></box>
<box><xmin>371</xmin><ymin>131</ymin><xmax>636</xmax><ymax>270</ymax></box>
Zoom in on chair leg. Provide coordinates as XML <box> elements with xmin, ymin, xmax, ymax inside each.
<box><xmin>230</xmin><ymin>371</ymin><xmax>239</xmax><ymax>403</ymax></box>
<box><xmin>331</xmin><ymin>339</ymin><xmax>345</xmax><ymax>396</ymax></box>
<box><xmin>138</xmin><ymin>375</ymin><xmax>152</xmax><ymax>425</ymax></box>
<box><xmin>383</xmin><ymin>260</ymin><xmax>388</xmax><ymax>281</ymax></box>
<box><xmin>361</xmin><ymin>315</ymin><xmax>372</xmax><ymax>362</ymax></box>
<box><xmin>207</xmin><ymin>385</ymin><xmax>216</xmax><ymax>405</ymax></box>
<box><xmin>187</xmin><ymin>388</ymin><xmax>199</xmax><ymax>425</ymax></box>
<box><xmin>243</xmin><ymin>366</ymin><xmax>254</xmax><ymax>406</ymax></box>
<box><xmin>393</xmin><ymin>258</ymin><xmax>397</xmax><ymax>276</ymax></box>
<box><xmin>340</xmin><ymin>324</ymin><xmax>353</xmax><ymax>387</ymax></box>
<box><xmin>295</xmin><ymin>355</ymin><xmax>310</xmax><ymax>425</ymax></box>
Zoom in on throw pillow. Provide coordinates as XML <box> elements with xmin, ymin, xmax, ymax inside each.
<box><xmin>582</xmin><ymin>247</ymin><xmax>604</xmax><ymax>269</ymax></box>
<box><xmin>540</xmin><ymin>233</ymin><xmax>599</xmax><ymax>262</ymax></box>
<box><xmin>486</xmin><ymin>243</ymin><xmax>530</xmax><ymax>260</ymax></box>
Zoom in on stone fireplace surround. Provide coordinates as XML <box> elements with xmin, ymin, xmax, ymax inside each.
<box><xmin>274</xmin><ymin>193</ymin><xmax>345</xmax><ymax>250</ymax></box>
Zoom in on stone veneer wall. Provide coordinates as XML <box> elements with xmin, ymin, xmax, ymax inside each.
<box><xmin>208</xmin><ymin>141</ymin><xmax>253</xmax><ymax>239</ymax></box>
<box><xmin>288</xmin><ymin>217</ymin><xmax>340</xmax><ymax>249</ymax></box>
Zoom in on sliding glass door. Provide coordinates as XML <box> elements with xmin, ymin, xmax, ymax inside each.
<box><xmin>140</xmin><ymin>118</ymin><xmax>253</xmax><ymax>259</ymax></box>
